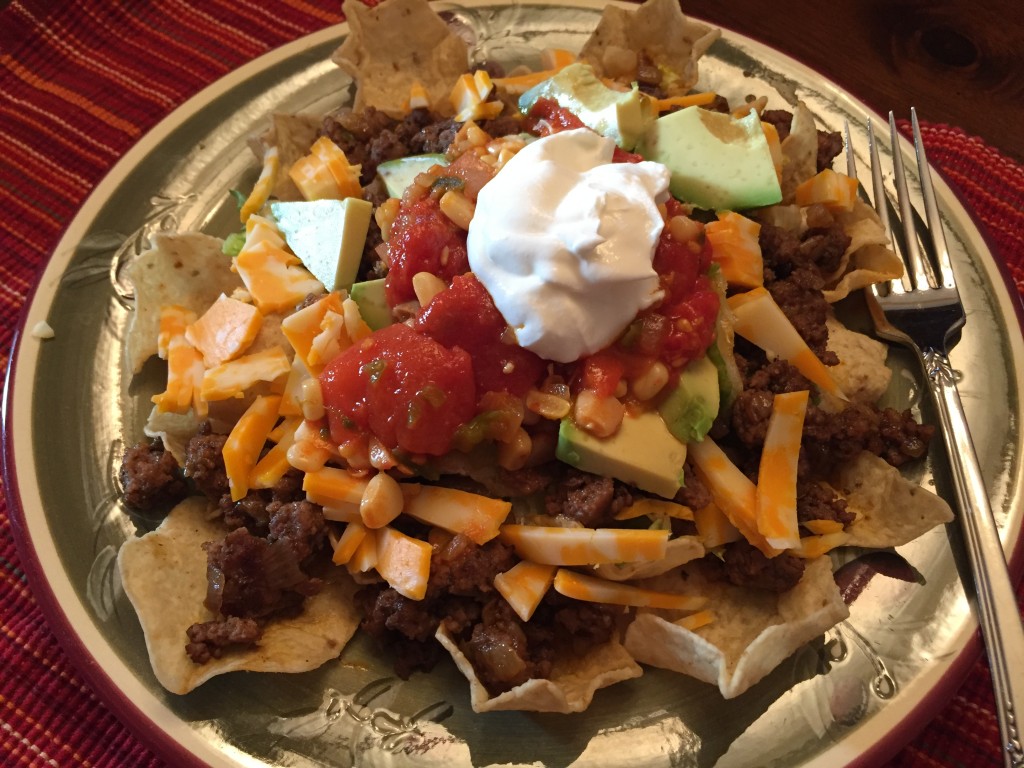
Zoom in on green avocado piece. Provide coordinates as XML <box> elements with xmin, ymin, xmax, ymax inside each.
<box><xmin>658</xmin><ymin>354</ymin><xmax>721</xmax><ymax>444</ymax></box>
<box><xmin>349</xmin><ymin>278</ymin><xmax>392</xmax><ymax>330</ymax></box>
<box><xmin>270</xmin><ymin>198</ymin><xmax>372</xmax><ymax>292</ymax></box>
<box><xmin>519</xmin><ymin>62</ymin><xmax>655</xmax><ymax>150</ymax></box>
<box><xmin>636</xmin><ymin>106</ymin><xmax>782</xmax><ymax>210</ymax></box>
<box><xmin>377</xmin><ymin>154</ymin><xmax>448</xmax><ymax>198</ymax></box>
<box><xmin>556</xmin><ymin>410</ymin><xmax>687</xmax><ymax>499</ymax></box>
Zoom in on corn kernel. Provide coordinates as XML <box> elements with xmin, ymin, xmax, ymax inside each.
<box><xmin>439</xmin><ymin>189</ymin><xmax>475</xmax><ymax>231</ymax></box>
<box><xmin>412</xmin><ymin>271</ymin><xmax>447</xmax><ymax>306</ymax></box>
<box><xmin>360</xmin><ymin>472</ymin><xmax>404</xmax><ymax>528</ymax></box>
<box><xmin>574</xmin><ymin>389</ymin><xmax>625</xmax><ymax>438</ymax></box>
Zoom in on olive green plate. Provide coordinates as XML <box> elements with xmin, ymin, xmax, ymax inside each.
<box><xmin>5</xmin><ymin>2</ymin><xmax>1022</xmax><ymax>766</ymax></box>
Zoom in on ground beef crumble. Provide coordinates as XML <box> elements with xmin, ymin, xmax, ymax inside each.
<box><xmin>119</xmin><ymin>440</ymin><xmax>187</xmax><ymax>510</ymax></box>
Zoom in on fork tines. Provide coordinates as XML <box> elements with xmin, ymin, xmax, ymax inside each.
<box><xmin>844</xmin><ymin>108</ymin><xmax>959</xmax><ymax>299</ymax></box>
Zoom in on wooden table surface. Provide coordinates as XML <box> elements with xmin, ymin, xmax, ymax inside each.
<box><xmin>686</xmin><ymin>0</ymin><xmax>1024</xmax><ymax>163</ymax></box>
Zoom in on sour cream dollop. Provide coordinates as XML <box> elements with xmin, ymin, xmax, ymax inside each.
<box><xmin>467</xmin><ymin>128</ymin><xmax>670</xmax><ymax>363</ymax></box>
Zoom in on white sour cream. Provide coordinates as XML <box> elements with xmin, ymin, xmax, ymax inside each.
<box><xmin>467</xmin><ymin>128</ymin><xmax>670</xmax><ymax>363</ymax></box>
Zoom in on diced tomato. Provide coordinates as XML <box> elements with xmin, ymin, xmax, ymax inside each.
<box><xmin>385</xmin><ymin>197</ymin><xmax>470</xmax><ymax>306</ymax></box>
<box><xmin>443</xmin><ymin>150</ymin><xmax>496</xmax><ymax>202</ymax></box>
<box><xmin>648</xmin><ymin>220</ymin><xmax>719</xmax><ymax>367</ymax></box>
<box><xmin>579</xmin><ymin>352</ymin><xmax>626</xmax><ymax>399</ymax></box>
<box><xmin>319</xmin><ymin>324</ymin><xmax>476</xmax><ymax>456</ymax></box>
<box><xmin>524</xmin><ymin>98</ymin><xmax>586</xmax><ymax>135</ymax></box>
<box><xmin>660</xmin><ymin>276</ymin><xmax>720</xmax><ymax>366</ymax></box>
<box><xmin>414</xmin><ymin>273</ymin><xmax>546</xmax><ymax>398</ymax></box>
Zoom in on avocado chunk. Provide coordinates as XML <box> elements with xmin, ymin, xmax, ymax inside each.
<box><xmin>270</xmin><ymin>198</ymin><xmax>372</xmax><ymax>292</ymax></box>
<box><xmin>349</xmin><ymin>278</ymin><xmax>392</xmax><ymax>330</ymax></box>
<box><xmin>556</xmin><ymin>410</ymin><xmax>687</xmax><ymax>499</ymax></box>
<box><xmin>658</xmin><ymin>354</ymin><xmax>720</xmax><ymax>444</ymax></box>
<box><xmin>636</xmin><ymin>106</ymin><xmax>782</xmax><ymax>210</ymax></box>
<box><xmin>377</xmin><ymin>154</ymin><xmax>448</xmax><ymax>198</ymax></box>
<box><xmin>519</xmin><ymin>62</ymin><xmax>655</xmax><ymax>150</ymax></box>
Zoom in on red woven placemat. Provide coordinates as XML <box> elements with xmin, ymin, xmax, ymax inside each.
<box><xmin>1</xmin><ymin>1</ymin><xmax>1022</xmax><ymax>766</ymax></box>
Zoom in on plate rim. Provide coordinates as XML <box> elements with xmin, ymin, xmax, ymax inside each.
<box><xmin>3</xmin><ymin>2</ymin><xmax>1022</xmax><ymax>766</ymax></box>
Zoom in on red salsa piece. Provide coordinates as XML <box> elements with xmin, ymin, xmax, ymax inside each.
<box><xmin>649</xmin><ymin>211</ymin><xmax>720</xmax><ymax>367</ymax></box>
<box><xmin>414</xmin><ymin>273</ymin><xmax>546</xmax><ymax>398</ymax></box>
<box><xmin>319</xmin><ymin>324</ymin><xmax>476</xmax><ymax>456</ymax></box>
<box><xmin>385</xmin><ymin>196</ymin><xmax>469</xmax><ymax>306</ymax></box>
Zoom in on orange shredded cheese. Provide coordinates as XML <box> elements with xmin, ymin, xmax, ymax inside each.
<box><xmin>553</xmin><ymin>569</ymin><xmax>708</xmax><ymax>611</ymax></box>
<box><xmin>692</xmin><ymin>501</ymin><xmax>742</xmax><ymax>549</ymax></box>
<box><xmin>280</xmin><ymin>291</ymin><xmax>347</xmax><ymax>373</ymax></box>
<box><xmin>675</xmin><ymin>609</ymin><xmax>714</xmax><ymax>631</ymax></box>
<box><xmin>795</xmin><ymin>168</ymin><xmax>859</xmax><ymax>212</ymax></box>
<box><xmin>705</xmin><ymin>211</ymin><xmax>764</xmax><ymax>288</ymax></box>
<box><xmin>790</xmin><ymin>531</ymin><xmax>849</xmax><ymax>559</ymax></box>
<box><xmin>222</xmin><ymin>394</ymin><xmax>281</xmax><ymax>502</ymax></box>
<box><xmin>240</xmin><ymin>146</ymin><xmax>280</xmax><ymax>222</ymax></box>
<box><xmin>755</xmin><ymin>390</ymin><xmax>810</xmax><ymax>550</ymax></box>
<box><xmin>614</xmin><ymin>497</ymin><xmax>694</xmax><ymax>521</ymax></box>
<box><xmin>151</xmin><ymin>306</ymin><xmax>205</xmax><ymax>417</ymax></box>
<box><xmin>375</xmin><ymin>526</ymin><xmax>432</xmax><ymax>600</ymax></box>
<box><xmin>494</xmin><ymin>561</ymin><xmax>557</xmax><ymax>621</ymax></box>
<box><xmin>233</xmin><ymin>240</ymin><xmax>323</xmax><ymax>314</ymax></box>
<box><xmin>654</xmin><ymin>92</ymin><xmax>717</xmax><ymax>112</ymax></box>
<box><xmin>185</xmin><ymin>294</ymin><xmax>263</xmax><ymax>367</ymax></box>
<box><xmin>200</xmin><ymin>346</ymin><xmax>291</xmax><ymax>401</ymax></box>
<box><xmin>498</xmin><ymin>525</ymin><xmax>669</xmax><ymax>566</ymax></box>
<box><xmin>332</xmin><ymin>521</ymin><xmax>368</xmax><ymax>566</ymax></box>
<box><xmin>687</xmin><ymin>436</ymin><xmax>778</xmax><ymax>557</ymax></box>
<box><xmin>249</xmin><ymin>416</ymin><xmax>301</xmax><ymax>489</ymax></box>
<box><xmin>303</xmin><ymin>466</ymin><xmax>369</xmax><ymax>507</ymax></box>
<box><xmin>728</xmin><ymin>287</ymin><xmax>846</xmax><ymax>399</ymax></box>
<box><xmin>401</xmin><ymin>484</ymin><xmax>510</xmax><ymax>545</ymax></box>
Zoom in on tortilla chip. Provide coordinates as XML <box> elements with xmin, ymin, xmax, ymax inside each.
<box><xmin>118</xmin><ymin>497</ymin><xmax>361</xmax><ymax>694</ymax></box>
<box><xmin>593</xmin><ymin>536</ymin><xmax>705</xmax><ymax>582</ymax></box>
<box><xmin>436</xmin><ymin>626</ymin><xmax>641</xmax><ymax>713</ymax></box>
<box><xmin>834</xmin><ymin>452</ymin><xmax>954</xmax><ymax>548</ymax></box>
<box><xmin>124</xmin><ymin>233</ymin><xmax>241</xmax><ymax>374</ymax></box>
<box><xmin>248</xmin><ymin>114</ymin><xmax>323</xmax><ymax>202</ymax></box>
<box><xmin>822</xmin><ymin>199</ymin><xmax>904</xmax><ymax>302</ymax></box>
<box><xmin>825</xmin><ymin>314</ymin><xmax>891</xmax><ymax>405</ymax></box>
<box><xmin>333</xmin><ymin>0</ymin><xmax>468</xmax><ymax>119</ymax></box>
<box><xmin>624</xmin><ymin>556</ymin><xmax>847</xmax><ymax>699</ymax></box>
<box><xmin>579</xmin><ymin>0</ymin><xmax>719</xmax><ymax>95</ymax></box>
<box><xmin>779</xmin><ymin>103</ymin><xmax>818</xmax><ymax>202</ymax></box>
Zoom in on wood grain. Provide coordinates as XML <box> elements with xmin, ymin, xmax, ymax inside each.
<box><xmin>684</xmin><ymin>0</ymin><xmax>1024</xmax><ymax>162</ymax></box>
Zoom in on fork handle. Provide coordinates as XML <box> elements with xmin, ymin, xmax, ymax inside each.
<box><xmin>924</xmin><ymin>347</ymin><xmax>1024</xmax><ymax>768</ymax></box>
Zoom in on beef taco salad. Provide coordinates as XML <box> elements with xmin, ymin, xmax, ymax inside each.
<box><xmin>115</xmin><ymin>0</ymin><xmax>954</xmax><ymax>718</ymax></box>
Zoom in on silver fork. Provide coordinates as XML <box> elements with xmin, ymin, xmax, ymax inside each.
<box><xmin>847</xmin><ymin>109</ymin><xmax>1024</xmax><ymax>768</ymax></box>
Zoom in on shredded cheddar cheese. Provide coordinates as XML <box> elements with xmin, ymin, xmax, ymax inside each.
<box><xmin>756</xmin><ymin>390</ymin><xmax>810</xmax><ymax>550</ymax></box>
<box><xmin>498</xmin><ymin>525</ymin><xmax>669</xmax><ymax>566</ymax></box>
<box><xmin>223</xmin><ymin>395</ymin><xmax>281</xmax><ymax>502</ymax></box>
<box><xmin>494</xmin><ymin>561</ymin><xmax>557</xmax><ymax>621</ymax></box>
<box><xmin>553</xmin><ymin>569</ymin><xmax>708</xmax><ymax>611</ymax></box>
<box><xmin>728</xmin><ymin>287</ymin><xmax>846</xmax><ymax>399</ymax></box>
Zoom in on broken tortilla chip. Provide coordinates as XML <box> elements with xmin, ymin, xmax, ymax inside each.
<box><xmin>579</xmin><ymin>0</ymin><xmax>719</xmax><ymax>95</ymax></box>
<box><xmin>333</xmin><ymin>0</ymin><xmax>469</xmax><ymax>119</ymax></box>
<box><xmin>436</xmin><ymin>626</ymin><xmax>641</xmax><ymax>713</ymax></box>
<box><xmin>834</xmin><ymin>452</ymin><xmax>954</xmax><ymax>548</ymax></box>
<box><xmin>248</xmin><ymin>114</ymin><xmax>323</xmax><ymax>202</ymax></box>
<box><xmin>824</xmin><ymin>314</ymin><xmax>892</xmax><ymax>406</ymax></box>
<box><xmin>624</xmin><ymin>556</ymin><xmax>847</xmax><ymax>699</ymax></box>
<box><xmin>779</xmin><ymin>103</ymin><xmax>818</xmax><ymax>202</ymax></box>
<box><xmin>125</xmin><ymin>233</ymin><xmax>242</xmax><ymax>375</ymax></box>
<box><xmin>822</xmin><ymin>199</ymin><xmax>905</xmax><ymax>302</ymax></box>
<box><xmin>118</xmin><ymin>497</ymin><xmax>361</xmax><ymax>694</ymax></box>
